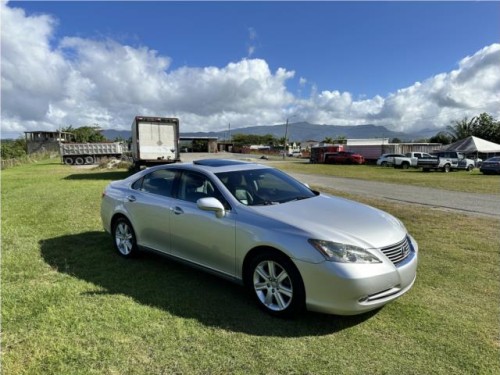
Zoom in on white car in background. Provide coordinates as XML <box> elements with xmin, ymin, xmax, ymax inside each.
<box><xmin>101</xmin><ymin>159</ymin><xmax>418</xmax><ymax>317</ymax></box>
<box><xmin>376</xmin><ymin>153</ymin><xmax>405</xmax><ymax>167</ymax></box>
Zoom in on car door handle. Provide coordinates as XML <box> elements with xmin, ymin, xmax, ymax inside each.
<box><xmin>126</xmin><ymin>195</ymin><xmax>136</xmax><ymax>202</ymax></box>
<box><xmin>172</xmin><ymin>206</ymin><xmax>184</xmax><ymax>215</ymax></box>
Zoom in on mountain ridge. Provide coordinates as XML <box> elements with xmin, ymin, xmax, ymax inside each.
<box><xmin>103</xmin><ymin>122</ymin><xmax>442</xmax><ymax>142</ymax></box>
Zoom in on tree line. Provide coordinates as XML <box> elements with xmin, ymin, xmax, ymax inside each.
<box><xmin>2</xmin><ymin>113</ymin><xmax>499</xmax><ymax>160</ymax></box>
<box><xmin>430</xmin><ymin>112</ymin><xmax>500</xmax><ymax>145</ymax></box>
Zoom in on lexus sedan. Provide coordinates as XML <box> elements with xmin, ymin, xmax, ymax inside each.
<box><xmin>101</xmin><ymin>159</ymin><xmax>418</xmax><ymax>317</ymax></box>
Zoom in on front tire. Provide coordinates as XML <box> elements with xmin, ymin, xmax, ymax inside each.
<box><xmin>112</xmin><ymin>217</ymin><xmax>138</xmax><ymax>257</ymax></box>
<box><xmin>246</xmin><ymin>252</ymin><xmax>305</xmax><ymax>317</ymax></box>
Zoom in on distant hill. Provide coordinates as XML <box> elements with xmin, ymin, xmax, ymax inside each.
<box><xmin>102</xmin><ymin>122</ymin><xmax>443</xmax><ymax>142</ymax></box>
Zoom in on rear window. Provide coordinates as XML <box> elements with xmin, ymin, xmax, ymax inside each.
<box><xmin>132</xmin><ymin>169</ymin><xmax>176</xmax><ymax>197</ymax></box>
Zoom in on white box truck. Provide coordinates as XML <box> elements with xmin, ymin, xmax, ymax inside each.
<box><xmin>131</xmin><ymin>116</ymin><xmax>180</xmax><ymax>170</ymax></box>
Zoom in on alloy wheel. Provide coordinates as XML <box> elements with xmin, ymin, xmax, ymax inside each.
<box><xmin>253</xmin><ymin>260</ymin><xmax>293</xmax><ymax>312</ymax></box>
<box><xmin>115</xmin><ymin>221</ymin><xmax>134</xmax><ymax>256</ymax></box>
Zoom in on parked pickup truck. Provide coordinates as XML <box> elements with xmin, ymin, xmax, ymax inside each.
<box><xmin>417</xmin><ymin>151</ymin><xmax>475</xmax><ymax>172</ymax></box>
<box><xmin>393</xmin><ymin>152</ymin><xmax>434</xmax><ymax>169</ymax></box>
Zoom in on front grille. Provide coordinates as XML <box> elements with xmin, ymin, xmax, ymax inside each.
<box><xmin>381</xmin><ymin>237</ymin><xmax>411</xmax><ymax>265</ymax></box>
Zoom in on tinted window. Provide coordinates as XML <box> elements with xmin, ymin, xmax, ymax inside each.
<box><xmin>133</xmin><ymin>169</ymin><xmax>176</xmax><ymax>197</ymax></box>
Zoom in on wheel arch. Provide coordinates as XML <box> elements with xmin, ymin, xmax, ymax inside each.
<box><xmin>242</xmin><ymin>246</ymin><xmax>301</xmax><ymax>287</ymax></box>
<box><xmin>242</xmin><ymin>245</ymin><xmax>307</xmax><ymax>316</ymax></box>
<box><xmin>110</xmin><ymin>212</ymin><xmax>132</xmax><ymax>233</ymax></box>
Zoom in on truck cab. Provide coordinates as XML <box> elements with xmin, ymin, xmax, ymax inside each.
<box><xmin>393</xmin><ymin>152</ymin><xmax>434</xmax><ymax>169</ymax></box>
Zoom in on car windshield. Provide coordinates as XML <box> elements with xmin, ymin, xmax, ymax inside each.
<box><xmin>215</xmin><ymin>168</ymin><xmax>316</xmax><ymax>206</ymax></box>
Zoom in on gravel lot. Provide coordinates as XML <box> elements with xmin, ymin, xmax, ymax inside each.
<box><xmin>289</xmin><ymin>172</ymin><xmax>500</xmax><ymax>219</ymax></box>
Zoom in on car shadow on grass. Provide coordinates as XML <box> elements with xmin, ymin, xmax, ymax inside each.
<box><xmin>40</xmin><ymin>231</ymin><xmax>379</xmax><ymax>337</ymax></box>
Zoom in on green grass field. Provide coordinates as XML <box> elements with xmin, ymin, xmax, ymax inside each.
<box><xmin>2</xmin><ymin>159</ymin><xmax>499</xmax><ymax>374</ymax></box>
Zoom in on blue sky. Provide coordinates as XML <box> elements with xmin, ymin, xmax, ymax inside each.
<box><xmin>2</xmin><ymin>1</ymin><xmax>500</xmax><ymax>137</ymax></box>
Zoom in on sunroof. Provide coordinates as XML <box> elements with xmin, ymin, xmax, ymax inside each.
<box><xmin>193</xmin><ymin>159</ymin><xmax>249</xmax><ymax>167</ymax></box>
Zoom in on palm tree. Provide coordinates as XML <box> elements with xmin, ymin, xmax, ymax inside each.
<box><xmin>447</xmin><ymin>117</ymin><xmax>476</xmax><ymax>141</ymax></box>
<box><xmin>334</xmin><ymin>136</ymin><xmax>347</xmax><ymax>144</ymax></box>
<box><xmin>322</xmin><ymin>137</ymin><xmax>334</xmax><ymax>144</ymax></box>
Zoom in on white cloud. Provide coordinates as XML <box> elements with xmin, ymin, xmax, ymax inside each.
<box><xmin>247</xmin><ymin>27</ymin><xmax>257</xmax><ymax>57</ymax></box>
<box><xmin>289</xmin><ymin>44</ymin><xmax>500</xmax><ymax>131</ymax></box>
<box><xmin>1</xmin><ymin>1</ymin><xmax>499</xmax><ymax>138</ymax></box>
<box><xmin>1</xmin><ymin>2</ymin><xmax>69</xmax><ymax>131</ymax></box>
<box><xmin>367</xmin><ymin>43</ymin><xmax>500</xmax><ymax>132</ymax></box>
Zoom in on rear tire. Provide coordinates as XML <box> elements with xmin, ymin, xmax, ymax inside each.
<box><xmin>85</xmin><ymin>156</ymin><xmax>94</xmax><ymax>164</ymax></box>
<box><xmin>64</xmin><ymin>157</ymin><xmax>74</xmax><ymax>165</ymax></box>
<box><xmin>443</xmin><ymin>164</ymin><xmax>451</xmax><ymax>173</ymax></box>
<box><xmin>401</xmin><ymin>162</ymin><xmax>409</xmax><ymax>169</ymax></box>
<box><xmin>112</xmin><ymin>217</ymin><xmax>138</xmax><ymax>258</ymax></box>
<box><xmin>245</xmin><ymin>252</ymin><xmax>305</xmax><ymax>317</ymax></box>
<box><xmin>74</xmin><ymin>157</ymin><xmax>84</xmax><ymax>165</ymax></box>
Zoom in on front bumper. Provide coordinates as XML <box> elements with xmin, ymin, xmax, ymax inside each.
<box><xmin>294</xmin><ymin>237</ymin><xmax>418</xmax><ymax>315</ymax></box>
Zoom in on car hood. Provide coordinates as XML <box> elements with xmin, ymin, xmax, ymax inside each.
<box><xmin>250</xmin><ymin>194</ymin><xmax>407</xmax><ymax>249</ymax></box>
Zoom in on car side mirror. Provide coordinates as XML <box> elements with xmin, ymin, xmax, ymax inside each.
<box><xmin>197</xmin><ymin>197</ymin><xmax>226</xmax><ymax>218</ymax></box>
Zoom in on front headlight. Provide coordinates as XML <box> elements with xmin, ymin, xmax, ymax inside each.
<box><xmin>308</xmin><ymin>239</ymin><xmax>382</xmax><ymax>264</ymax></box>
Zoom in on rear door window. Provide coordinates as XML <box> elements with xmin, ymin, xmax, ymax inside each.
<box><xmin>133</xmin><ymin>169</ymin><xmax>177</xmax><ymax>197</ymax></box>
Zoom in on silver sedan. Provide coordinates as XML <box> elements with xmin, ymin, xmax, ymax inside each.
<box><xmin>101</xmin><ymin>159</ymin><xmax>418</xmax><ymax>317</ymax></box>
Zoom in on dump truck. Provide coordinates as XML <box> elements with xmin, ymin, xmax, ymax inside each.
<box><xmin>131</xmin><ymin>116</ymin><xmax>180</xmax><ymax>170</ymax></box>
<box><xmin>60</xmin><ymin>142</ymin><xmax>125</xmax><ymax>165</ymax></box>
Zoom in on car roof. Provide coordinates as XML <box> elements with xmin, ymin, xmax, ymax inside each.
<box><xmin>193</xmin><ymin>159</ymin><xmax>248</xmax><ymax>167</ymax></box>
<box><xmin>192</xmin><ymin>159</ymin><xmax>273</xmax><ymax>173</ymax></box>
<box><xmin>137</xmin><ymin>159</ymin><xmax>272</xmax><ymax>176</ymax></box>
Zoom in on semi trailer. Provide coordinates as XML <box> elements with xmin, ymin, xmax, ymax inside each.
<box><xmin>60</xmin><ymin>142</ymin><xmax>125</xmax><ymax>165</ymax></box>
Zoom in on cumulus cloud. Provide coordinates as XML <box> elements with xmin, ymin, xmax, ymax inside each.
<box><xmin>369</xmin><ymin>44</ymin><xmax>500</xmax><ymax>131</ymax></box>
<box><xmin>1</xmin><ymin>2</ymin><xmax>69</xmax><ymax>131</ymax></box>
<box><xmin>287</xmin><ymin>44</ymin><xmax>500</xmax><ymax>131</ymax></box>
<box><xmin>1</xmin><ymin>1</ymin><xmax>499</xmax><ymax>138</ymax></box>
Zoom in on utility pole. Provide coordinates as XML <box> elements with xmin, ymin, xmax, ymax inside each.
<box><xmin>282</xmin><ymin>118</ymin><xmax>289</xmax><ymax>160</ymax></box>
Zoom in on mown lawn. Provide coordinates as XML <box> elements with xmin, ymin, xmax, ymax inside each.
<box><xmin>269</xmin><ymin>158</ymin><xmax>500</xmax><ymax>195</ymax></box>
<box><xmin>2</xmin><ymin>159</ymin><xmax>499</xmax><ymax>374</ymax></box>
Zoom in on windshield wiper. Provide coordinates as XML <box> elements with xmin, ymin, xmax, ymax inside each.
<box><xmin>282</xmin><ymin>196</ymin><xmax>311</xmax><ymax>203</ymax></box>
<box><xmin>254</xmin><ymin>200</ymin><xmax>279</xmax><ymax>206</ymax></box>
